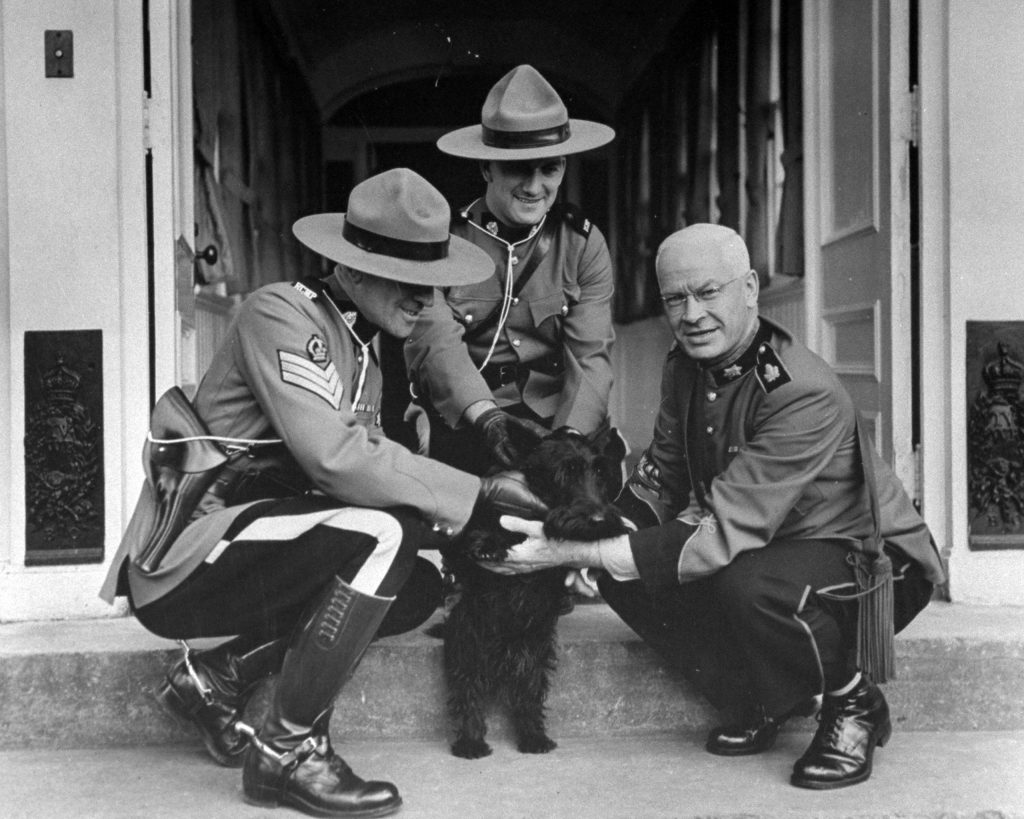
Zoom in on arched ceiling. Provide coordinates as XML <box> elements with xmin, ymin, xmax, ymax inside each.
<box><xmin>264</xmin><ymin>0</ymin><xmax>693</xmax><ymax>125</ymax></box>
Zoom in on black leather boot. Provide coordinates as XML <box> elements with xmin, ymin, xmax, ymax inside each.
<box><xmin>706</xmin><ymin>698</ymin><xmax>816</xmax><ymax>756</ymax></box>
<box><xmin>242</xmin><ymin>577</ymin><xmax>402</xmax><ymax>817</ymax></box>
<box><xmin>790</xmin><ymin>675</ymin><xmax>892</xmax><ymax>789</ymax></box>
<box><xmin>156</xmin><ymin>635</ymin><xmax>286</xmax><ymax>766</ymax></box>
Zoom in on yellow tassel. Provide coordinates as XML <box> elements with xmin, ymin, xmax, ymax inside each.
<box><xmin>854</xmin><ymin>550</ymin><xmax>895</xmax><ymax>683</ymax></box>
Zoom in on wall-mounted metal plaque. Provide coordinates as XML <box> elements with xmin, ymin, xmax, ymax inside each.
<box><xmin>967</xmin><ymin>322</ymin><xmax>1024</xmax><ymax>550</ymax></box>
<box><xmin>24</xmin><ymin>331</ymin><xmax>104</xmax><ymax>565</ymax></box>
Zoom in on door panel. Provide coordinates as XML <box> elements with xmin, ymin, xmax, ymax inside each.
<box><xmin>805</xmin><ymin>0</ymin><xmax>914</xmax><ymax>484</ymax></box>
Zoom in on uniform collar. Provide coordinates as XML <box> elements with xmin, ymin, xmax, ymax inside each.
<box><xmin>336</xmin><ymin>300</ymin><xmax>380</xmax><ymax>344</ymax></box>
<box><xmin>460</xmin><ymin>199</ymin><xmax>544</xmax><ymax>245</ymax></box>
<box><xmin>703</xmin><ymin>320</ymin><xmax>775</xmax><ymax>387</ymax></box>
<box><xmin>324</xmin><ymin>278</ymin><xmax>380</xmax><ymax>342</ymax></box>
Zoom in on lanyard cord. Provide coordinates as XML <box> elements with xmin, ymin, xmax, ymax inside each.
<box><xmin>323</xmin><ymin>296</ymin><xmax>372</xmax><ymax>409</ymax></box>
<box><xmin>463</xmin><ymin>204</ymin><xmax>547</xmax><ymax>372</ymax></box>
<box><xmin>146</xmin><ymin>431</ymin><xmax>283</xmax><ymax>453</ymax></box>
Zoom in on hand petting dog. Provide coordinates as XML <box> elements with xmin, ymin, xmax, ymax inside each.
<box><xmin>480</xmin><ymin>515</ymin><xmax>620</xmax><ymax>575</ymax></box>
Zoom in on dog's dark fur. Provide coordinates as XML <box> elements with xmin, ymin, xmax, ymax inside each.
<box><xmin>441</xmin><ymin>426</ymin><xmax>628</xmax><ymax>759</ymax></box>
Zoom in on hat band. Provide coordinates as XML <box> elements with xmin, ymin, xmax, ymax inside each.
<box><xmin>481</xmin><ymin>122</ymin><xmax>571</xmax><ymax>150</ymax></box>
<box><xmin>343</xmin><ymin>221</ymin><xmax>449</xmax><ymax>262</ymax></box>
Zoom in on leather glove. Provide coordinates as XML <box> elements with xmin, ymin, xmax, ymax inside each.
<box><xmin>474</xmin><ymin>407</ymin><xmax>547</xmax><ymax>468</ymax></box>
<box><xmin>476</xmin><ymin>470</ymin><xmax>549</xmax><ymax>520</ymax></box>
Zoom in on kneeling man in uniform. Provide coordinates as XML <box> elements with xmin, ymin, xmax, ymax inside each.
<box><xmin>488</xmin><ymin>223</ymin><xmax>945</xmax><ymax>790</ymax></box>
<box><xmin>101</xmin><ymin>168</ymin><xmax>546</xmax><ymax>816</ymax></box>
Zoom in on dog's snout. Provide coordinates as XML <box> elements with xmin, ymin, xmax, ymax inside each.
<box><xmin>543</xmin><ymin>501</ymin><xmax>627</xmax><ymax>541</ymax></box>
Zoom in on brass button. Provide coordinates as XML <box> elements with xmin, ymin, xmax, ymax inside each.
<box><xmin>705</xmin><ymin>426</ymin><xmax>714</xmax><ymax>435</ymax></box>
<box><xmin>512</xmin><ymin>338</ymin><xmax>521</xmax><ymax>347</ymax></box>
<box><xmin>707</xmin><ymin>391</ymin><xmax>717</xmax><ymax>402</ymax></box>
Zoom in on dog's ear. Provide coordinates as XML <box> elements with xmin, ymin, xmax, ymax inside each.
<box><xmin>587</xmin><ymin>424</ymin><xmax>629</xmax><ymax>499</ymax></box>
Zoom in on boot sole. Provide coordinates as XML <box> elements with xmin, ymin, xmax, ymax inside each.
<box><xmin>154</xmin><ymin>681</ymin><xmax>246</xmax><ymax>769</ymax></box>
<box><xmin>243</xmin><ymin>791</ymin><xmax>402</xmax><ymax>817</ymax></box>
<box><xmin>790</xmin><ymin>765</ymin><xmax>873</xmax><ymax>790</ymax></box>
<box><xmin>705</xmin><ymin>738</ymin><xmax>778</xmax><ymax>757</ymax></box>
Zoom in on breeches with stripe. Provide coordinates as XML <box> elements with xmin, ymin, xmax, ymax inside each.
<box><xmin>133</xmin><ymin>495</ymin><xmax>441</xmax><ymax>642</ymax></box>
<box><xmin>598</xmin><ymin>539</ymin><xmax>932</xmax><ymax>720</ymax></box>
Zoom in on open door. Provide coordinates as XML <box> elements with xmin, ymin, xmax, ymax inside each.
<box><xmin>146</xmin><ymin>0</ymin><xmax>197</xmax><ymax>398</ymax></box>
<box><xmin>803</xmin><ymin>0</ymin><xmax>915</xmax><ymax>488</ymax></box>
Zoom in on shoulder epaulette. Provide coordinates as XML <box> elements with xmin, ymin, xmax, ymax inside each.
<box><xmin>754</xmin><ymin>341</ymin><xmax>793</xmax><ymax>394</ymax></box>
<box><xmin>551</xmin><ymin>203</ymin><xmax>592</xmax><ymax>237</ymax></box>
<box><xmin>293</xmin><ymin>276</ymin><xmax>341</xmax><ymax>306</ymax></box>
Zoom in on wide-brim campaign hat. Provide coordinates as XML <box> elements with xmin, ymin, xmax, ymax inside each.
<box><xmin>437</xmin><ymin>64</ymin><xmax>615</xmax><ymax>161</ymax></box>
<box><xmin>293</xmin><ymin>168</ymin><xmax>492</xmax><ymax>286</ymax></box>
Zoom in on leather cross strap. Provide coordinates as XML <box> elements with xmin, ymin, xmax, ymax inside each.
<box><xmin>462</xmin><ymin>213</ymin><xmax>559</xmax><ymax>342</ymax></box>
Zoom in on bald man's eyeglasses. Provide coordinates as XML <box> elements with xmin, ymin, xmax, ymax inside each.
<box><xmin>660</xmin><ymin>272</ymin><xmax>746</xmax><ymax>310</ymax></box>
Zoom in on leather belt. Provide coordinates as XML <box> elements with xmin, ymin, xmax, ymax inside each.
<box><xmin>480</xmin><ymin>351</ymin><xmax>564</xmax><ymax>390</ymax></box>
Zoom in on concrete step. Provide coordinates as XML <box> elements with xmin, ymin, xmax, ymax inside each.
<box><xmin>1</xmin><ymin>601</ymin><xmax>1023</xmax><ymax>751</ymax></box>
<box><xmin>2</xmin><ymin>733</ymin><xmax>1023</xmax><ymax>818</ymax></box>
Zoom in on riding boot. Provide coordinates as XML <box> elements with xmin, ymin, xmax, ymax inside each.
<box><xmin>791</xmin><ymin>675</ymin><xmax>892</xmax><ymax>789</ymax></box>
<box><xmin>156</xmin><ymin>634</ymin><xmax>287</xmax><ymax>766</ymax></box>
<box><xmin>242</xmin><ymin>576</ymin><xmax>402</xmax><ymax>817</ymax></box>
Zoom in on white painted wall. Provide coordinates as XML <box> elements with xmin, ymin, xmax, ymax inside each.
<box><xmin>944</xmin><ymin>0</ymin><xmax>1024</xmax><ymax>603</ymax></box>
<box><xmin>0</xmin><ymin>1</ymin><xmax>148</xmax><ymax>620</ymax></box>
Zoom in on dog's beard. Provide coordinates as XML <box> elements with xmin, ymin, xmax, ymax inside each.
<box><xmin>543</xmin><ymin>502</ymin><xmax>627</xmax><ymax>541</ymax></box>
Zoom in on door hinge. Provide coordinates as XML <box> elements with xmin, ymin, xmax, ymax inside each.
<box><xmin>142</xmin><ymin>94</ymin><xmax>153</xmax><ymax>152</ymax></box>
<box><xmin>908</xmin><ymin>84</ymin><xmax>920</xmax><ymax>147</ymax></box>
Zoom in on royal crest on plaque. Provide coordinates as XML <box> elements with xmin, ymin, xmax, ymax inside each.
<box><xmin>24</xmin><ymin>331</ymin><xmax>104</xmax><ymax>564</ymax></box>
<box><xmin>967</xmin><ymin>323</ymin><xmax>1024</xmax><ymax>549</ymax></box>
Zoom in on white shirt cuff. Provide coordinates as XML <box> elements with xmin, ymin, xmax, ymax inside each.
<box><xmin>598</xmin><ymin>534</ymin><xmax>640</xmax><ymax>581</ymax></box>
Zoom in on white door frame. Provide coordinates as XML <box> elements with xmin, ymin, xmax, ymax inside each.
<box><xmin>147</xmin><ymin>0</ymin><xmax>195</xmax><ymax>396</ymax></box>
<box><xmin>915</xmin><ymin>2</ymin><xmax>952</xmax><ymax>558</ymax></box>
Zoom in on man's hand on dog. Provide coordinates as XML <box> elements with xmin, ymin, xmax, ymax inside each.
<box><xmin>479</xmin><ymin>516</ymin><xmax>605</xmax><ymax>595</ymax></box>
<box><xmin>476</xmin><ymin>472</ymin><xmax>549</xmax><ymax>519</ymax></box>
<box><xmin>473</xmin><ymin>407</ymin><xmax>548</xmax><ymax>468</ymax></box>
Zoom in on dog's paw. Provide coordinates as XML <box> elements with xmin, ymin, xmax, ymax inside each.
<box><xmin>451</xmin><ymin>737</ymin><xmax>492</xmax><ymax>759</ymax></box>
<box><xmin>517</xmin><ymin>734</ymin><xmax>557</xmax><ymax>754</ymax></box>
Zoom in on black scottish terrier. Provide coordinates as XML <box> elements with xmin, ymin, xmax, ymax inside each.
<box><xmin>440</xmin><ymin>426</ymin><xmax>628</xmax><ymax>759</ymax></box>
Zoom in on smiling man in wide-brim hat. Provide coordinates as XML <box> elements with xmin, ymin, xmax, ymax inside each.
<box><xmin>102</xmin><ymin>167</ymin><xmax>555</xmax><ymax>818</ymax></box>
<box><xmin>405</xmin><ymin>65</ymin><xmax>619</xmax><ymax>489</ymax></box>
<box><xmin>437</xmin><ymin>63</ymin><xmax>615</xmax><ymax>162</ymax></box>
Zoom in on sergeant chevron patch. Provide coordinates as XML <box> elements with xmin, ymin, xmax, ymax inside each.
<box><xmin>279</xmin><ymin>350</ymin><xmax>343</xmax><ymax>409</ymax></box>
